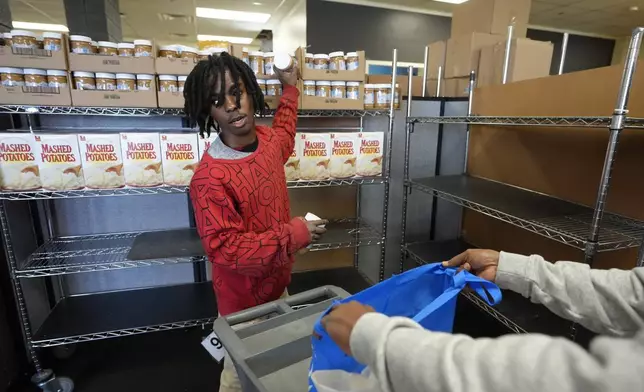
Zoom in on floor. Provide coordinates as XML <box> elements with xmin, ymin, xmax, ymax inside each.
<box><xmin>10</xmin><ymin>267</ymin><xmax>506</xmax><ymax>392</ymax></box>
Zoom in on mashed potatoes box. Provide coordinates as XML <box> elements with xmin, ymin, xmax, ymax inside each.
<box><xmin>357</xmin><ymin>132</ymin><xmax>384</xmax><ymax>177</ymax></box>
<box><xmin>160</xmin><ymin>133</ymin><xmax>199</xmax><ymax>186</ymax></box>
<box><xmin>0</xmin><ymin>133</ymin><xmax>41</xmax><ymax>191</ymax></box>
<box><xmin>78</xmin><ymin>134</ymin><xmax>125</xmax><ymax>189</ymax></box>
<box><xmin>120</xmin><ymin>133</ymin><xmax>163</xmax><ymax>187</ymax></box>
<box><xmin>329</xmin><ymin>133</ymin><xmax>358</xmax><ymax>179</ymax></box>
<box><xmin>36</xmin><ymin>134</ymin><xmax>85</xmax><ymax>190</ymax></box>
<box><xmin>284</xmin><ymin>136</ymin><xmax>301</xmax><ymax>181</ymax></box>
<box><xmin>299</xmin><ymin>133</ymin><xmax>331</xmax><ymax>180</ymax></box>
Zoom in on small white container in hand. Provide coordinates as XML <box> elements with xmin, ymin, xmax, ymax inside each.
<box><xmin>305</xmin><ymin>212</ymin><xmax>326</xmax><ymax>228</ymax></box>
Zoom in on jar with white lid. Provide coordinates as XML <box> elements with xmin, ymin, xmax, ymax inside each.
<box><xmin>329</xmin><ymin>51</ymin><xmax>346</xmax><ymax>71</ymax></box>
<box><xmin>316</xmin><ymin>81</ymin><xmax>331</xmax><ymax>97</ymax></box>
<box><xmin>136</xmin><ymin>74</ymin><xmax>154</xmax><ymax>91</ymax></box>
<box><xmin>96</xmin><ymin>72</ymin><xmax>116</xmax><ymax>91</ymax></box>
<box><xmin>266</xmin><ymin>80</ymin><xmax>282</xmax><ymax>96</ymax></box>
<box><xmin>305</xmin><ymin>53</ymin><xmax>314</xmax><ymax>69</ymax></box>
<box><xmin>0</xmin><ymin>67</ymin><xmax>25</xmax><ymax>87</ymax></box>
<box><xmin>158</xmin><ymin>75</ymin><xmax>178</xmax><ymax>92</ymax></box>
<box><xmin>47</xmin><ymin>70</ymin><xmax>68</xmax><ymax>88</ymax></box>
<box><xmin>1</xmin><ymin>33</ymin><xmax>12</xmax><ymax>47</ymax></box>
<box><xmin>178</xmin><ymin>75</ymin><xmax>187</xmax><ymax>92</ymax></box>
<box><xmin>330</xmin><ymin>81</ymin><xmax>346</xmax><ymax>99</ymax></box>
<box><xmin>180</xmin><ymin>47</ymin><xmax>198</xmax><ymax>59</ymax></box>
<box><xmin>249</xmin><ymin>51</ymin><xmax>264</xmax><ymax>75</ymax></box>
<box><xmin>91</xmin><ymin>41</ymin><xmax>99</xmax><ymax>54</ymax></box>
<box><xmin>263</xmin><ymin>52</ymin><xmax>275</xmax><ymax>75</ymax></box>
<box><xmin>117</xmin><ymin>42</ymin><xmax>135</xmax><ymax>57</ymax></box>
<box><xmin>23</xmin><ymin>68</ymin><xmax>48</xmax><ymax>87</ymax></box>
<box><xmin>198</xmin><ymin>50</ymin><xmax>210</xmax><ymax>61</ymax></box>
<box><xmin>98</xmin><ymin>41</ymin><xmax>118</xmax><ymax>56</ymax></box>
<box><xmin>241</xmin><ymin>47</ymin><xmax>249</xmax><ymax>65</ymax></box>
<box><xmin>375</xmin><ymin>84</ymin><xmax>391</xmax><ymax>109</ymax></box>
<box><xmin>159</xmin><ymin>45</ymin><xmax>179</xmax><ymax>58</ymax></box>
<box><xmin>69</xmin><ymin>35</ymin><xmax>93</xmax><ymax>54</ymax></box>
<box><xmin>116</xmin><ymin>73</ymin><xmax>136</xmax><ymax>91</ymax></box>
<box><xmin>274</xmin><ymin>53</ymin><xmax>295</xmax><ymax>72</ymax></box>
<box><xmin>346</xmin><ymin>52</ymin><xmax>359</xmax><ymax>71</ymax></box>
<box><xmin>10</xmin><ymin>30</ymin><xmax>37</xmax><ymax>49</ymax></box>
<box><xmin>313</xmin><ymin>54</ymin><xmax>329</xmax><ymax>70</ymax></box>
<box><xmin>36</xmin><ymin>34</ymin><xmax>44</xmax><ymax>49</ymax></box>
<box><xmin>303</xmin><ymin>80</ymin><xmax>316</xmax><ymax>96</ymax></box>
<box><xmin>364</xmin><ymin>84</ymin><xmax>376</xmax><ymax>109</ymax></box>
<box><xmin>73</xmin><ymin>71</ymin><xmax>96</xmax><ymax>90</ymax></box>
<box><xmin>346</xmin><ymin>81</ymin><xmax>360</xmax><ymax>100</ymax></box>
<box><xmin>257</xmin><ymin>80</ymin><xmax>267</xmax><ymax>95</ymax></box>
<box><xmin>43</xmin><ymin>32</ymin><xmax>62</xmax><ymax>51</ymax></box>
<box><xmin>134</xmin><ymin>39</ymin><xmax>153</xmax><ymax>57</ymax></box>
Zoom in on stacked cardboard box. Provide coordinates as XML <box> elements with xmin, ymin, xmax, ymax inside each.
<box><xmin>478</xmin><ymin>38</ymin><xmax>554</xmax><ymax>87</ymax></box>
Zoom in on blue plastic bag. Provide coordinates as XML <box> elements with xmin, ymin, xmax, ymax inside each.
<box><xmin>309</xmin><ymin>263</ymin><xmax>502</xmax><ymax>391</ymax></box>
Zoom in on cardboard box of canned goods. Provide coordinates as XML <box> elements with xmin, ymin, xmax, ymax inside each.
<box><xmin>70</xmin><ymin>72</ymin><xmax>158</xmax><ymax>107</ymax></box>
<box><xmin>157</xmin><ymin>75</ymin><xmax>187</xmax><ymax>108</ymax></box>
<box><xmin>155</xmin><ymin>43</ymin><xmax>215</xmax><ymax>75</ymax></box>
<box><xmin>300</xmin><ymin>81</ymin><xmax>364</xmax><ymax>110</ymax></box>
<box><xmin>0</xmin><ymin>68</ymin><xmax>72</xmax><ymax>105</ymax></box>
<box><xmin>296</xmin><ymin>47</ymin><xmax>366</xmax><ymax>82</ymax></box>
<box><xmin>0</xmin><ymin>31</ymin><xmax>68</xmax><ymax>69</ymax></box>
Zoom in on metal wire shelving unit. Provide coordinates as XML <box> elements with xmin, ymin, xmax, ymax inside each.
<box><xmin>400</xmin><ymin>28</ymin><xmax>644</xmax><ymax>340</ymax></box>
<box><xmin>0</xmin><ymin>49</ymin><xmax>399</xmax><ymax>390</ymax></box>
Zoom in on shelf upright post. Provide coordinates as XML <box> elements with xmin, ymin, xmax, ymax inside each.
<box><xmin>463</xmin><ymin>71</ymin><xmax>476</xmax><ymax>173</ymax></box>
<box><xmin>586</xmin><ymin>27</ymin><xmax>643</xmax><ymax>265</ymax></box>
<box><xmin>436</xmin><ymin>66</ymin><xmax>443</xmax><ymax>97</ymax></box>
<box><xmin>422</xmin><ymin>46</ymin><xmax>429</xmax><ymax>97</ymax></box>
<box><xmin>355</xmin><ymin>116</ymin><xmax>363</xmax><ymax>269</ymax></box>
<box><xmin>502</xmin><ymin>20</ymin><xmax>515</xmax><ymax>85</ymax></box>
<box><xmin>399</xmin><ymin>66</ymin><xmax>415</xmax><ymax>274</ymax></box>
<box><xmin>558</xmin><ymin>33</ymin><xmax>570</xmax><ymax>75</ymax></box>
<box><xmin>379</xmin><ymin>48</ymin><xmax>397</xmax><ymax>281</ymax></box>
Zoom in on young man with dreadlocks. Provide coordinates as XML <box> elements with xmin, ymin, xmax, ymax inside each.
<box><xmin>185</xmin><ymin>53</ymin><xmax>327</xmax><ymax>391</ymax></box>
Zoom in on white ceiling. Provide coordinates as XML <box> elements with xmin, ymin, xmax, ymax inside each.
<box><xmin>6</xmin><ymin>0</ymin><xmax>644</xmax><ymax>44</ymax></box>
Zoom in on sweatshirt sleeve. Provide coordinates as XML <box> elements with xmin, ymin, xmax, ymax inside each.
<box><xmin>190</xmin><ymin>175</ymin><xmax>310</xmax><ymax>275</ymax></box>
<box><xmin>272</xmin><ymin>84</ymin><xmax>299</xmax><ymax>164</ymax></box>
<box><xmin>350</xmin><ymin>313</ymin><xmax>644</xmax><ymax>392</ymax></box>
<box><xmin>496</xmin><ymin>252</ymin><xmax>644</xmax><ymax>336</ymax></box>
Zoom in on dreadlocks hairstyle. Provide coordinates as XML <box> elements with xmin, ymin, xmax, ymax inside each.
<box><xmin>183</xmin><ymin>52</ymin><xmax>268</xmax><ymax>138</ymax></box>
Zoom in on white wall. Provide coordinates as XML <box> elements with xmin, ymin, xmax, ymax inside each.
<box><xmin>272</xmin><ymin>0</ymin><xmax>306</xmax><ymax>54</ymax></box>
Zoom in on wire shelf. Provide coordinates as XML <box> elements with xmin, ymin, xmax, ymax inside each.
<box><xmin>409</xmin><ymin>175</ymin><xmax>644</xmax><ymax>251</ymax></box>
<box><xmin>17</xmin><ymin>220</ymin><xmax>382</xmax><ymax>278</ymax></box>
<box><xmin>0</xmin><ymin>105</ymin><xmax>389</xmax><ymax>118</ymax></box>
<box><xmin>407</xmin><ymin>115</ymin><xmax>644</xmax><ymax>128</ymax></box>
<box><xmin>0</xmin><ymin>177</ymin><xmax>386</xmax><ymax>201</ymax></box>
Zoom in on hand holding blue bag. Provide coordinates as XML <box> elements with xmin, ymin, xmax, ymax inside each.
<box><xmin>309</xmin><ymin>263</ymin><xmax>502</xmax><ymax>391</ymax></box>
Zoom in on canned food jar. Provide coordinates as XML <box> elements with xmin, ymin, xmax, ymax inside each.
<box><xmin>23</xmin><ymin>68</ymin><xmax>48</xmax><ymax>87</ymax></box>
<box><xmin>98</xmin><ymin>41</ymin><xmax>118</xmax><ymax>56</ymax></box>
<box><xmin>249</xmin><ymin>51</ymin><xmax>264</xmax><ymax>75</ymax></box>
<box><xmin>1</xmin><ymin>33</ymin><xmax>12</xmax><ymax>47</ymax></box>
<box><xmin>69</xmin><ymin>35</ymin><xmax>93</xmax><ymax>54</ymax></box>
<box><xmin>117</xmin><ymin>42</ymin><xmax>135</xmax><ymax>57</ymax></box>
<box><xmin>346</xmin><ymin>52</ymin><xmax>359</xmax><ymax>71</ymax></box>
<box><xmin>346</xmin><ymin>81</ymin><xmax>360</xmax><ymax>100</ymax></box>
<box><xmin>96</xmin><ymin>72</ymin><xmax>116</xmax><ymax>91</ymax></box>
<box><xmin>274</xmin><ymin>53</ymin><xmax>295</xmax><ymax>72</ymax></box>
<box><xmin>266</xmin><ymin>80</ymin><xmax>282</xmax><ymax>96</ymax></box>
<box><xmin>47</xmin><ymin>70</ymin><xmax>68</xmax><ymax>88</ymax></box>
<box><xmin>375</xmin><ymin>84</ymin><xmax>390</xmax><ymax>109</ymax></box>
<box><xmin>158</xmin><ymin>45</ymin><xmax>178</xmax><ymax>58</ymax></box>
<box><xmin>136</xmin><ymin>74</ymin><xmax>154</xmax><ymax>91</ymax></box>
<box><xmin>10</xmin><ymin>30</ymin><xmax>37</xmax><ymax>49</ymax></box>
<box><xmin>116</xmin><ymin>73</ymin><xmax>136</xmax><ymax>91</ymax></box>
<box><xmin>257</xmin><ymin>80</ymin><xmax>267</xmax><ymax>95</ymax></box>
<box><xmin>303</xmin><ymin>80</ymin><xmax>316</xmax><ymax>96</ymax></box>
<box><xmin>329</xmin><ymin>51</ymin><xmax>346</xmax><ymax>71</ymax></box>
<box><xmin>158</xmin><ymin>75</ymin><xmax>178</xmax><ymax>92</ymax></box>
<box><xmin>91</xmin><ymin>41</ymin><xmax>99</xmax><ymax>54</ymax></box>
<box><xmin>305</xmin><ymin>53</ymin><xmax>314</xmax><ymax>69</ymax></box>
<box><xmin>364</xmin><ymin>84</ymin><xmax>376</xmax><ymax>109</ymax></box>
<box><xmin>331</xmin><ymin>81</ymin><xmax>346</xmax><ymax>99</ymax></box>
<box><xmin>180</xmin><ymin>47</ymin><xmax>198</xmax><ymax>59</ymax></box>
<box><xmin>0</xmin><ymin>67</ymin><xmax>25</xmax><ymax>87</ymax></box>
<box><xmin>73</xmin><ymin>71</ymin><xmax>96</xmax><ymax>90</ymax></box>
<box><xmin>134</xmin><ymin>39</ymin><xmax>153</xmax><ymax>57</ymax></box>
<box><xmin>263</xmin><ymin>52</ymin><xmax>275</xmax><ymax>75</ymax></box>
<box><xmin>394</xmin><ymin>83</ymin><xmax>401</xmax><ymax>109</ymax></box>
<box><xmin>36</xmin><ymin>35</ymin><xmax>44</xmax><ymax>49</ymax></box>
<box><xmin>43</xmin><ymin>32</ymin><xmax>63</xmax><ymax>51</ymax></box>
<box><xmin>313</xmin><ymin>54</ymin><xmax>329</xmax><ymax>70</ymax></box>
<box><xmin>316</xmin><ymin>81</ymin><xmax>331</xmax><ymax>97</ymax></box>
<box><xmin>241</xmin><ymin>47</ymin><xmax>249</xmax><ymax>65</ymax></box>
<box><xmin>197</xmin><ymin>50</ymin><xmax>210</xmax><ymax>61</ymax></box>
<box><xmin>178</xmin><ymin>75</ymin><xmax>187</xmax><ymax>92</ymax></box>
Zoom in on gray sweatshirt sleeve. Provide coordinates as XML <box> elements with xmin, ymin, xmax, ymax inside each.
<box><xmin>349</xmin><ymin>254</ymin><xmax>644</xmax><ymax>392</ymax></box>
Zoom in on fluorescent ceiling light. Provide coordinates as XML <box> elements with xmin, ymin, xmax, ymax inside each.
<box><xmin>12</xmin><ymin>21</ymin><xmax>69</xmax><ymax>32</ymax></box>
<box><xmin>197</xmin><ymin>35</ymin><xmax>254</xmax><ymax>44</ymax></box>
<box><xmin>196</xmin><ymin>7</ymin><xmax>271</xmax><ymax>23</ymax></box>
<box><xmin>433</xmin><ymin>0</ymin><xmax>468</xmax><ymax>4</ymax></box>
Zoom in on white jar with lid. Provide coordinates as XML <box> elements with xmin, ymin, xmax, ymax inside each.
<box><xmin>330</xmin><ymin>81</ymin><xmax>346</xmax><ymax>99</ymax></box>
<box><xmin>158</xmin><ymin>75</ymin><xmax>178</xmax><ymax>92</ymax></box>
<box><xmin>346</xmin><ymin>52</ymin><xmax>360</xmax><ymax>71</ymax></box>
<box><xmin>329</xmin><ymin>51</ymin><xmax>346</xmax><ymax>71</ymax></box>
<box><xmin>116</xmin><ymin>73</ymin><xmax>136</xmax><ymax>91</ymax></box>
<box><xmin>266</xmin><ymin>80</ymin><xmax>282</xmax><ymax>96</ymax></box>
<box><xmin>316</xmin><ymin>81</ymin><xmax>331</xmax><ymax>97</ymax></box>
<box><xmin>303</xmin><ymin>80</ymin><xmax>316</xmax><ymax>96</ymax></box>
<box><xmin>69</xmin><ymin>35</ymin><xmax>93</xmax><ymax>54</ymax></box>
<box><xmin>10</xmin><ymin>30</ymin><xmax>37</xmax><ymax>49</ymax></box>
<box><xmin>364</xmin><ymin>83</ymin><xmax>376</xmax><ymax>109</ymax></box>
<box><xmin>313</xmin><ymin>54</ymin><xmax>329</xmax><ymax>70</ymax></box>
<box><xmin>241</xmin><ymin>47</ymin><xmax>249</xmax><ymax>65</ymax></box>
<box><xmin>249</xmin><ymin>51</ymin><xmax>264</xmax><ymax>75</ymax></box>
<box><xmin>46</xmin><ymin>70</ymin><xmax>68</xmax><ymax>88</ymax></box>
<box><xmin>178</xmin><ymin>75</ymin><xmax>187</xmax><ymax>92</ymax></box>
<box><xmin>274</xmin><ymin>53</ymin><xmax>295</xmax><ymax>72</ymax></box>
<box><xmin>43</xmin><ymin>32</ymin><xmax>63</xmax><ymax>51</ymax></box>
<box><xmin>73</xmin><ymin>71</ymin><xmax>96</xmax><ymax>90</ymax></box>
<box><xmin>117</xmin><ymin>42</ymin><xmax>135</xmax><ymax>57</ymax></box>
<box><xmin>98</xmin><ymin>41</ymin><xmax>118</xmax><ymax>56</ymax></box>
<box><xmin>136</xmin><ymin>74</ymin><xmax>154</xmax><ymax>91</ymax></box>
<box><xmin>346</xmin><ymin>82</ymin><xmax>360</xmax><ymax>100</ymax></box>
<box><xmin>134</xmin><ymin>39</ymin><xmax>153</xmax><ymax>57</ymax></box>
<box><xmin>305</xmin><ymin>53</ymin><xmax>314</xmax><ymax>69</ymax></box>
<box><xmin>0</xmin><ymin>67</ymin><xmax>25</xmax><ymax>87</ymax></box>
<box><xmin>23</xmin><ymin>68</ymin><xmax>48</xmax><ymax>87</ymax></box>
<box><xmin>96</xmin><ymin>72</ymin><xmax>116</xmax><ymax>91</ymax></box>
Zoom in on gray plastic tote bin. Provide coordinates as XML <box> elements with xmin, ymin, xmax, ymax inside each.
<box><xmin>213</xmin><ymin>285</ymin><xmax>350</xmax><ymax>392</ymax></box>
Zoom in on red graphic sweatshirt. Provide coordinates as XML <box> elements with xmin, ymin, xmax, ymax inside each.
<box><xmin>190</xmin><ymin>85</ymin><xmax>310</xmax><ymax>316</ymax></box>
